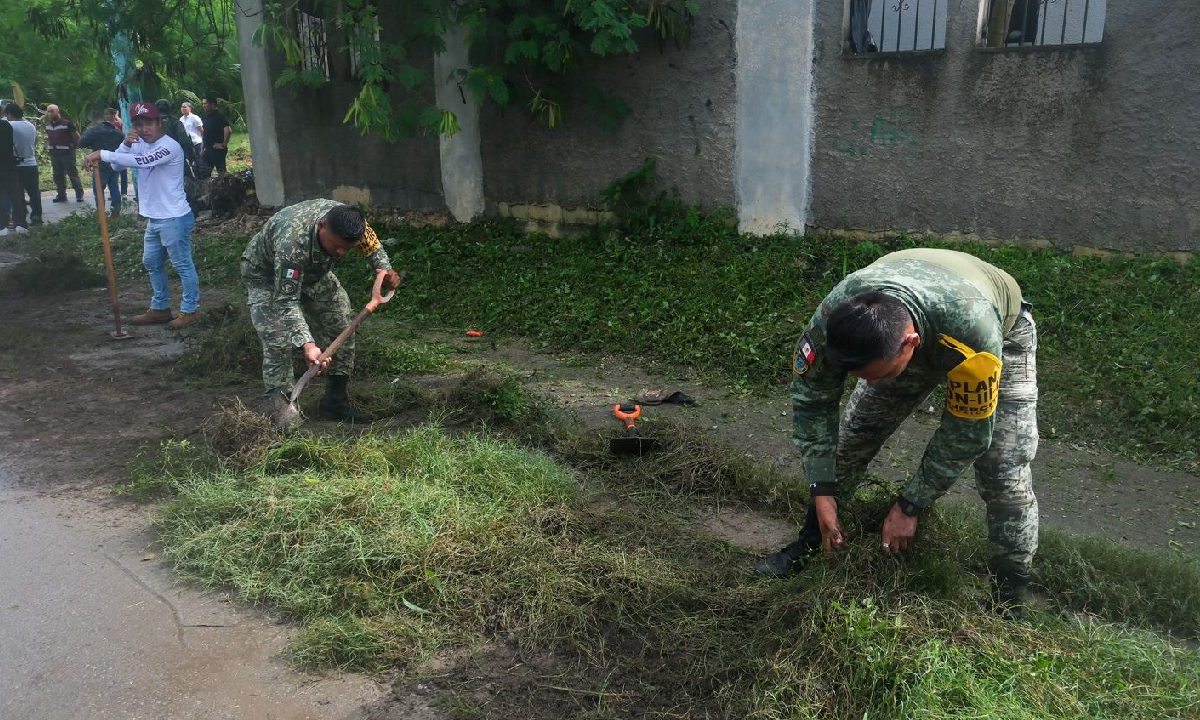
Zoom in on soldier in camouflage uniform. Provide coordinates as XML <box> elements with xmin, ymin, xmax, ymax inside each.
<box><xmin>757</xmin><ymin>248</ymin><xmax>1039</xmax><ymax>612</ymax></box>
<box><xmin>241</xmin><ymin>199</ymin><xmax>402</xmax><ymax>428</ymax></box>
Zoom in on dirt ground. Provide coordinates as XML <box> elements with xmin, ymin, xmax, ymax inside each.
<box><xmin>1</xmin><ymin>234</ymin><xmax>1197</xmax><ymax>717</ymax></box>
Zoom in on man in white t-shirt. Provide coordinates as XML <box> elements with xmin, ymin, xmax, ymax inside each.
<box><xmin>83</xmin><ymin>101</ymin><xmax>201</xmax><ymax>330</ymax></box>
<box><xmin>179</xmin><ymin>102</ymin><xmax>203</xmax><ymax>157</ymax></box>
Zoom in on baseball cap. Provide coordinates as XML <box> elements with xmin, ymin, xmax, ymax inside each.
<box><xmin>130</xmin><ymin>101</ymin><xmax>161</xmax><ymax>120</ymax></box>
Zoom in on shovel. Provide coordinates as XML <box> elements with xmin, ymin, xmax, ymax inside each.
<box><xmin>610</xmin><ymin>402</ymin><xmax>659</xmax><ymax>456</ymax></box>
<box><xmin>276</xmin><ymin>269</ymin><xmax>397</xmax><ymax>427</ymax></box>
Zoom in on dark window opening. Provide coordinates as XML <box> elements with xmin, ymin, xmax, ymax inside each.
<box><xmin>847</xmin><ymin>0</ymin><xmax>947</xmax><ymax>55</ymax></box>
<box><xmin>981</xmin><ymin>0</ymin><xmax>1105</xmax><ymax>48</ymax></box>
<box><xmin>297</xmin><ymin>9</ymin><xmax>330</xmax><ymax>79</ymax></box>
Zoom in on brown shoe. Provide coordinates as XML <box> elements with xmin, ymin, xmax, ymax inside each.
<box><xmin>129</xmin><ymin>308</ymin><xmax>174</xmax><ymax>325</ymax></box>
<box><xmin>168</xmin><ymin>311</ymin><xmax>199</xmax><ymax>330</ymax></box>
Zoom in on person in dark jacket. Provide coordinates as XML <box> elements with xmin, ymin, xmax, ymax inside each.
<box><xmin>155</xmin><ymin>99</ymin><xmax>198</xmax><ymax>170</ymax></box>
<box><xmin>79</xmin><ymin>113</ymin><xmax>126</xmax><ymax>216</ymax></box>
<box><xmin>0</xmin><ymin>116</ymin><xmax>29</xmax><ymax>234</ymax></box>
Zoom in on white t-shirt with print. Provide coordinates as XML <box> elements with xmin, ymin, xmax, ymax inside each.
<box><xmin>101</xmin><ymin>135</ymin><xmax>190</xmax><ymax>219</ymax></box>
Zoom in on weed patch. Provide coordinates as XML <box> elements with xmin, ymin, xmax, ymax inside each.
<box><xmin>356</xmin><ymin>322</ymin><xmax>453</xmax><ymax>377</ymax></box>
<box><xmin>152</xmin><ymin>425</ymin><xmax>1200</xmax><ymax>719</ymax></box>
<box><xmin>373</xmin><ymin>219</ymin><xmax>1200</xmax><ymax>470</ymax></box>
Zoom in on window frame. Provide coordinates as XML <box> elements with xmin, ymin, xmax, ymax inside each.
<box><xmin>974</xmin><ymin>0</ymin><xmax>1106</xmax><ymax>51</ymax></box>
<box><xmin>841</xmin><ymin>0</ymin><xmax>950</xmax><ymax>58</ymax></box>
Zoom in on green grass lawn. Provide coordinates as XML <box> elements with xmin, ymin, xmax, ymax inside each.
<box><xmin>360</xmin><ymin>218</ymin><xmax>1200</xmax><ymax>473</ymax></box>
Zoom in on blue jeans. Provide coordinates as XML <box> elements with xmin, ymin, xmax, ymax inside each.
<box><xmin>143</xmin><ymin>212</ymin><xmax>200</xmax><ymax>313</ymax></box>
<box><xmin>91</xmin><ymin>165</ymin><xmax>122</xmax><ymax>214</ymax></box>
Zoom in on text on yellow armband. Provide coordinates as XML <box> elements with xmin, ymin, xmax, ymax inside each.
<box><xmin>939</xmin><ymin>334</ymin><xmax>1002</xmax><ymax>420</ymax></box>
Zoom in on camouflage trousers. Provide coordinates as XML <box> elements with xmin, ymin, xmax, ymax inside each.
<box><xmin>246</xmin><ymin>273</ymin><xmax>355</xmax><ymax>395</ymax></box>
<box><xmin>837</xmin><ymin>305</ymin><xmax>1039</xmax><ymax>573</ymax></box>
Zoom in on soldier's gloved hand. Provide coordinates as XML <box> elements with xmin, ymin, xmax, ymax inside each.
<box><xmin>303</xmin><ymin>342</ymin><xmax>330</xmax><ymax>375</ymax></box>
<box><xmin>380</xmin><ymin>269</ymin><xmax>403</xmax><ymax>291</ymax></box>
<box><xmin>881</xmin><ymin>503</ymin><xmax>918</xmax><ymax>555</ymax></box>
<box><xmin>814</xmin><ymin>495</ymin><xmax>847</xmax><ymax>556</ymax></box>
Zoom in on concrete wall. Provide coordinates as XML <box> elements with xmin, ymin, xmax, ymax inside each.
<box><xmin>479</xmin><ymin>0</ymin><xmax>738</xmax><ymax>209</ymax></box>
<box><xmin>260</xmin><ymin>4</ymin><xmax>444</xmax><ymax>210</ymax></box>
<box><xmin>809</xmin><ymin>0</ymin><xmax>1200</xmax><ymax>253</ymax></box>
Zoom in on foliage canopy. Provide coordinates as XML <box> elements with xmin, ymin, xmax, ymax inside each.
<box><xmin>0</xmin><ymin>0</ymin><xmax>242</xmax><ymax>121</ymax></box>
<box><xmin>257</xmin><ymin>0</ymin><xmax>697</xmax><ymax>139</ymax></box>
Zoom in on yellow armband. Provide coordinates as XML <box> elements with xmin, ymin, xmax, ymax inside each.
<box><xmin>939</xmin><ymin>334</ymin><xmax>1001</xmax><ymax>420</ymax></box>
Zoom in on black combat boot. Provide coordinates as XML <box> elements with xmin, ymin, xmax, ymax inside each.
<box><xmin>755</xmin><ymin>504</ymin><xmax>823</xmax><ymax>577</ymax></box>
<box><xmin>989</xmin><ymin>560</ymin><xmax>1032</xmax><ymax>620</ymax></box>
<box><xmin>318</xmin><ymin>375</ymin><xmax>370</xmax><ymax>423</ymax></box>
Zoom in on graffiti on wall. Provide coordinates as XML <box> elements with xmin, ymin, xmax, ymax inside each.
<box><xmin>832</xmin><ymin>112</ymin><xmax>918</xmax><ymax>157</ymax></box>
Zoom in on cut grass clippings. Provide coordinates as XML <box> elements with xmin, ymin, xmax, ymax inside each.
<box><xmin>152</xmin><ymin>424</ymin><xmax>1200</xmax><ymax>719</ymax></box>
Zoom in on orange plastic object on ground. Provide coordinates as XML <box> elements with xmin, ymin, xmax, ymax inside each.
<box><xmin>465</xmin><ymin>330</ymin><xmax>484</xmax><ymax>337</ymax></box>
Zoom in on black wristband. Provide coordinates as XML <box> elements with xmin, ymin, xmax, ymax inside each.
<box><xmin>810</xmin><ymin>482</ymin><xmax>838</xmax><ymax>497</ymax></box>
<box><xmin>896</xmin><ymin>495</ymin><xmax>924</xmax><ymax>517</ymax></box>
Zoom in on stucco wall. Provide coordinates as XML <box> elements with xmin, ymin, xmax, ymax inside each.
<box><xmin>479</xmin><ymin>0</ymin><xmax>738</xmax><ymax>209</ymax></box>
<box><xmin>808</xmin><ymin>1</ymin><xmax>1200</xmax><ymax>252</ymax></box>
<box><xmin>266</xmin><ymin>5</ymin><xmax>443</xmax><ymax>210</ymax></box>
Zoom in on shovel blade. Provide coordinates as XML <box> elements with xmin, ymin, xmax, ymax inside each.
<box><xmin>609</xmin><ymin>435</ymin><xmax>659</xmax><ymax>456</ymax></box>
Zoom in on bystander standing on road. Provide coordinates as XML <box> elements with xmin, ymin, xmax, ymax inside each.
<box><xmin>83</xmin><ymin>101</ymin><xmax>200</xmax><ymax>329</ymax></box>
<box><xmin>45</xmin><ymin>104</ymin><xmax>84</xmax><ymax>203</ymax></box>
<box><xmin>4</xmin><ymin>104</ymin><xmax>40</xmax><ymax>226</ymax></box>
<box><xmin>105</xmin><ymin>108</ymin><xmax>129</xmax><ymax>198</ymax></box>
<box><xmin>78</xmin><ymin>110</ymin><xmax>124</xmax><ymax>217</ymax></box>
<box><xmin>200</xmin><ymin>96</ymin><xmax>231</xmax><ymax>178</ymax></box>
<box><xmin>0</xmin><ymin>112</ymin><xmax>29</xmax><ymax>235</ymax></box>
<box><xmin>179</xmin><ymin>102</ymin><xmax>203</xmax><ymax>157</ymax></box>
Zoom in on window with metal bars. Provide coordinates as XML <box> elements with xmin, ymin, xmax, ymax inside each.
<box><xmin>296</xmin><ymin>9</ymin><xmax>330</xmax><ymax>79</ymax></box>
<box><xmin>980</xmin><ymin>0</ymin><xmax>1105</xmax><ymax>48</ymax></box>
<box><xmin>846</xmin><ymin>0</ymin><xmax>948</xmax><ymax>55</ymax></box>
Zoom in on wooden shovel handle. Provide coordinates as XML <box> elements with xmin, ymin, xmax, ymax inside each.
<box><xmin>289</xmin><ymin>270</ymin><xmax>400</xmax><ymax>402</ymax></box>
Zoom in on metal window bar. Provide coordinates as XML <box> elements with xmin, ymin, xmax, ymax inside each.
<box><xmin>992</xmin><ymin>0</ymin><xmax>1101</xmax><ymax>47</ymax></box>
<box><xmin>852</xmin><ymin>0</ymin><xmax>944</xmax><ymax>54</ymax></box>
<box><xmin>297</xmin><ymin>11</ymin><xmax>330</xmax><ymax>79</ymax></box>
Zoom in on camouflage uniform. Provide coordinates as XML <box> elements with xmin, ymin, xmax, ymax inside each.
<box><xmin>240</xmin><ymin>199</ymin><xmax>392</xmax><ymax>395</ymax></box>
<box><xmin>791</xmin><ymin>248</ymin><xmax>1039</xmax><ymax>575</ymax></box>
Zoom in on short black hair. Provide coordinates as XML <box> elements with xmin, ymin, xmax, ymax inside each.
<box><xmin>155</xmin><ymin>99</ymin><xmax>172</xmax><ymax>114</ymax></box>
<box><xmin>4</xmin><ymin>104</ymin><xmax>22</xmax><ymax>118</ymax></box>
<box><xmin>323</xmin><ymin>205</ymin><xmax>366</xmax><ymax>243</ymax></box>
<box><xmin>824</xmin><ymin>291</ymin><xmax>913</xmax><ymax>371</ymax></box>
<box><xmin>204</xmin><ymin>96</ymin><xmax>219</xmax><ymax>105</ymax></box>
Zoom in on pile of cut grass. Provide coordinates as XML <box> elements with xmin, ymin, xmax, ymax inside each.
<box><xmin>0</xmin><ymin>251</ymin><xmax>105</xmax><ymax>297</ymax></box>
<box><xmin>153</xmin><ymin>423</ymin><xmax>1200</xmax><ymax>719</ymax></box>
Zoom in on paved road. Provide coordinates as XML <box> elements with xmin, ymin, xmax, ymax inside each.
<box><xmin>0</xmin><ymin>468</ymin><xmax>384</xmax><ymax>720</ymax></box>
<box><xmin>0</xmin><ymin>201</ymin><xmax>393</xmax><ymax>720</ymax></box>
